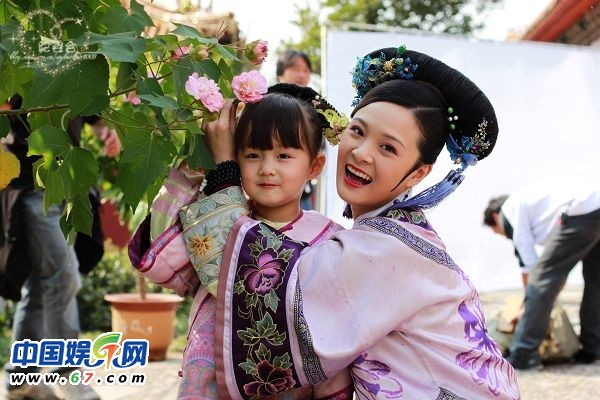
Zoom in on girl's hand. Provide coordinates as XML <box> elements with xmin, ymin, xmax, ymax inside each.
<box><xmin>204</xmin><ymin>100</ymin><xmax>238</xmax><ymax>163</ymax></box>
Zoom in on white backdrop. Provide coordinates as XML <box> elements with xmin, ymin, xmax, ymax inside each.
<box><xmin>320</xmin><ymin>29</ymin><xmax>600</xmax><ymax>291</ymax></box>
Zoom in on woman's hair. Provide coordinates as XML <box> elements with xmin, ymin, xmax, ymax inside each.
<box><xmin>276</xmin><ymin>50</ymin><xmax>312</xmax><ymax>77</ymax></box>
<box><xmin>351</xmin><ymin>47</ymin><xmax>498</xmax><ymax>167</ymax></box>
<box><xmin>352</xmin><ymin>79</ymin><xmax>448</xmax><ymax>165</ymax></box>
<box><xmin>235</xmin><ymin>91</ymin><xmax>323</xmax><ymax>160</ymax></box>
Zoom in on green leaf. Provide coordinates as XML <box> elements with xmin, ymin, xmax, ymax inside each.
<box><xmin>23</xmin><ymin>57</ymin><xmax>109</xmax><ymax>116</ymax></box>
<box><xmin>280</xmin><ymin>248</ymin><xmax>295</xmax><ymax>263</ymax></box>
<box><xmin>27</xmin><ymin>126</ymin><xmax>72</xmax><ymax>158</ymax></box>
<box><xmin>67</xmin><ymin>57</ymin><xmax>110</xmax><ymax>116</ymax></box>
<box><xmin>58</xmin><ymin>147</ymin><xmax>98</xmax><ymax>195</ymax></box>
<box><xmin>0</xmin><ymin>116</ymin><xmax>9</xmax><ymax>139</ymax></box>
<box><xmin>171</xmin><ymin>23</ymin><xmax>218</xmax><ymax>45</ymax></box>
<box><xmin>245</xmin><ymin>292</ymin><xmax>259</xmax><ymax>310</ymax></box>
<box><xmin>43</xmin><ymin>171</ymin><xmax>66</xmax><ymax>211</ymax></box>
<box><xmin>267</xmin><ymin>331</ymin><xmax>286</xmax><ymax>346</ymax></box>
<box><xmin>264</xmin><ymin>289</ymin><xmax>280</xmax><ymax>313</ymax></box>
<box><xmin>238</xmin><ymin>358</ymin><xmax>257</xmax><ymax>376</ymax></box>
<box><xmin>70</xmin><ymin>191</ymin><xmax>93</xmax><ymax>236</ymax></box>
<box><xmin>0</xmin><ymin>55</ymin><xmax>33</xmax><ymax>103</ymax></box>
<box><xmin>233</xmin><ymin>280</ymin><xmax>245</xmax><ymax>295</ymax></box>
<box><xmin>116</xmin><ymin>127</ymin><xmax>177</xmax><ymax>207</ymax></box>
<box><xmin>255</xmin><ymin>343</ymin><xmax>271</xmax><ymax>362</ymax></box>
<box><xmin>218</xmin><ymin>75</ymin><xmax>233</xmax><ymax>99</ymax></box>
<box><xmin>218</xmin><ymin>58</ymin><xmax>233</xmax><ymax>81</ymax></box>
<box><xmin>100</xmin><ymin>1</ymin><xmax>153</xmax><ymax>34</ymax></box>
<box><xmin>116</xmin><ymin>62</ymin><xmax>138</xmax><ymax>92</ymax></box>
<box><xmin>197</xmin><ymin>59</ymin><xmax>221</xmax><ymax>82</ymax></box>
<box><xmin>84</xmin><ymin>32</ymin><xmax>146</xmax><ymax>62</ymax></box>
<box><xmin>273</xmin><ymin>353</ymin><xmax>292</xmax><ymax>369</ymax></box>
<box><xmin>237</xmin><ymin>328</ymin><xmax>260</xmax><ymax>346</ymax></box>
<box><xmin>256</xmin><ymin>313</ymin><xmax>277</xmax><ymax>337</ymax></box>
<box><xmin>214</xmin><ymin>44</ymin><xmax>239</xmax><ymax>61</ymax></box>
<box><xmin>185</xmin><ymin>132</ymin><xmax>216</xmax><ymax>170</ymax></box>
<box><xmin>137</xmin><ymin>94</ymin><xmax>179</xmax><ymax>110</ymax></box>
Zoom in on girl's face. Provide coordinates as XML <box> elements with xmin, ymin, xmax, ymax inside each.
<box><xmin>238</xmin><ymin>139</ymin><xmax>324</xmax><ymax>222</ymax></box>
<box><xmin>336</xmin><ymin>102</ymin><xmax>432</xmax><ymax>218</ymax></box>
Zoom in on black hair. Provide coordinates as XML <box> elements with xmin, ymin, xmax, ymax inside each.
<box><xmin>276</xmin><ymin>50</ymin><xmax>312</xmax><ymax>77</ymax></box>
<box><xmin>483</xmin><ymin>195</ymin><xmax>509</xmax><ymax>227</ymax></box>
<box><xmin>351</xmin><ymin>47</ymin><xmax>498</xmax><ymax>167</ymax></box>
<box><xmin>235</xmin><ymin>89</ymin><xmax>322</xmax><ymax>160</ymax></box>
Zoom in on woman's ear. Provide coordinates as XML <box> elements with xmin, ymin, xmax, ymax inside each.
<box><xmin>308</xmin><ymin>153</ymin><xmax>326</xmax><ymax>179</ymax></box>
<box><xmin>407</xmin><ymin>163</ymin><xmax>432</xmax><ymax>188</ymax></box>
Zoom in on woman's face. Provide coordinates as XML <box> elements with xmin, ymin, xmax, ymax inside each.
<box><xmin>336</xmin><ymin>101</ymin><xmax>432</xmax><ymax>218</ymax></box>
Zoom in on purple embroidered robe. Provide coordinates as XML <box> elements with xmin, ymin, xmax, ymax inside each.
<box><xmin>215</xmin><ymin>203</ymin><xmax>520</xmax><ymax>400</ymax></box>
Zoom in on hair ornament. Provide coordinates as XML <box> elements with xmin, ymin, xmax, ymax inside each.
<box><xmin>446</xmin><ymin>117</ymin><xmax>491</xmax><ymax>170</ymax></box>
<box><xmin>351</xmin><ymin>45</ymin><xmax>418</xmax><ymax>107</ymax></box>
<box><xmin>268</xmin><ymin>83</ymin><xmax>347</xmax><ymax>146</ymax></box>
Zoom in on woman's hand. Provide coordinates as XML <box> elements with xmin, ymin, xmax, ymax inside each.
<box><xmin>204</xmin><ymin>100</ymin><xmax>238</xmax><ymax>163</ymax></box>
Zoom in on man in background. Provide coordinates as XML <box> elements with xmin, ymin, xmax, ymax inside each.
<box><xmin>483</xmin><ymin>177</ymin><xmax>600</xmax><ymax>370</ymax></box>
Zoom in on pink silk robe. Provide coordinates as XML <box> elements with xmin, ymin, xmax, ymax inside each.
<box><xmin>212</xmin><ymin>200</ymin><xmax>520</xmax><ymax>399</ymax></box>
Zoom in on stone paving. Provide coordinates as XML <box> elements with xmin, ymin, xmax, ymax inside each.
<box><xmin>1</xmin><ymin>286</ymin><xmax>598</xmax><ymax>399</ymax></box>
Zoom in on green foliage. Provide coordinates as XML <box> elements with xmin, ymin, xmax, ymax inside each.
<box><xmin>0</xmin><ymin>0</ymin><xmax>260</xmax><ymax>239</ymax></box>
<box><xmin>0</xmin><ymin>300</ymin><xmax>15</xmax><ymax>365</ymax></box>
<box><xmin>283</xmin><ymin>0</ymin><xmax>503</xmax><ymax>74</ymax></box>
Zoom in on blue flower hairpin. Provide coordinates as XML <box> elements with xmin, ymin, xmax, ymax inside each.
<box><xmin>351</xmin><ymin>45</ymin><xmax>418</xmax><ymax>107</ymax></box>
<box><xmin>446</xmin><ymin>118</ymin><xmax>491</xmax><ymax>170</ymax></box>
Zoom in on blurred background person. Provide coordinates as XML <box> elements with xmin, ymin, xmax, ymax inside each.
<box><xmin>276</xmin><ymin>49</ymin><xmax>317</xmax><ymax>210</ymax></box>
<box><xmin>483</xmin><ymin>177</ymin><xmax>600</xmax><ymax>370</ymax></box>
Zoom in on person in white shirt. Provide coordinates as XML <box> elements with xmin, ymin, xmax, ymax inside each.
<box><xmin>484</xmin><ymin>177</ymin><xmax>600</xmax><ymax>369</ymax></box>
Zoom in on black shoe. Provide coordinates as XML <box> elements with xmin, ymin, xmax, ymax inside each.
<box><xmin>506</xmin><ymin>351</ymin><xmax>543</xmax><ymax>371</ymax></box>
<box><xmin>573</xmin><ymin>349</ymin><xmax>599</xmax><ymax>364</ymax></box>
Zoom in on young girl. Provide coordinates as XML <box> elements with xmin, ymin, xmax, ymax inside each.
<box><xmin>185</xmin><ymin>46</ymin><xmax>521</xmax><ymax>399</ymax></box>
<box><xmin>129</xmin><ymin>84</ymin><xmax>353</xmax><ymax>399</ymax></box>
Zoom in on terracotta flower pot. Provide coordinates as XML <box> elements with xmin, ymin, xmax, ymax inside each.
<box><xmin>104</xmin><ymin>293</ymin><xmax>183</xmax><ymax>361</ymax></box>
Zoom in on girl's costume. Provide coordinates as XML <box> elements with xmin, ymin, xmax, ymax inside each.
<box><xmin>128</xmin><ymin>175</ymin><xmax>353</xmax><ymax>399</ymax></box>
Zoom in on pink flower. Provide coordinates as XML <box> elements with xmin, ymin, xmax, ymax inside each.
<box><xmin>123</xmin><ymin>91</ymin><xmax>141</xmax><ymax>105</ymax></box>
<box><xmin>245</xmin><ymin>40</ymin><xmax>268</xmax><ymax>65</ymax></box>
<box><xmin>231</xmin><ymin>70</ymin><xmax>267</xmax><ymax>103</ymax></box>
<box><xmin>171</xmin><ymin>45</ymin><xmax>192</xmax><ymax>61</ymax></box>
<box><xmin>185</xmin><ymin>72</ymin><xmax>224</xmax><ymax>112</ymax></box>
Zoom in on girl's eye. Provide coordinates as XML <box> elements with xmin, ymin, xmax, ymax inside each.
<box><xmin>348</xmin><ymin>125</ymin><xmax>364</xmax><ymax>137</ymax></box>
<box><xmin>278</xmin><ymin>153</ymin><xmax>292</xmax><ymax>159</ymax></box>
<box><xmin>246</xmin><ymin>153</ymin><xmax>259</xmax><ymax>159</ymax></box>
<box><xmin>381</xmin><ymin>144</ymin><xmax>397</xmax><ymax>154</ymax></box>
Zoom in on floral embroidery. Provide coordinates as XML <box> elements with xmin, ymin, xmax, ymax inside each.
<box><xmin>455</xmin><ymin>296</ymin><xmax>520</xmax><ymax>399</ymax></box>
<box><xmin>243</xmin><ymin>359</ymin><xmax>296</xmax><ymax>397</ymax></box>
<box><xmin>239</xmin><ymin>248</ymin><xmax>286</xmax><ymax>295</ymax></box>
<box><xmin>231</xmin><ymin>223</ymin><xmax>306</xmax><ymax>398</ymax></box>
<box><xmin>188</xmin><ymin>234</ymin><xmax>215</xmax><ymax>258</ymax></box>
<box><xmin>351</xmin><ymin>353</ymin><xmax>403</xmax><ymax>399</ymax></box>
<box><xmin>384</xmin><ymin>208</ymin><xmax>435</xmax><ymax>232</ymax></box>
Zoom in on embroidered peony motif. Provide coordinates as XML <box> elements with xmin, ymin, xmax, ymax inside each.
<box><xmin>239</xmin><ymin>248</ymin><xmax>286</xmax><ymax>295</ymax></box>
<box><xmin>189</xmin><ymin>234</ymin><xmax>215</xmax><ymax>258</ymax></box>
<box><xmin>243</xmin><ymin>360</ymin><xmax>296</xmax><ymax>397</ymax></box>
<box><xmin>352</xmin><ymin>353</ymin><xmax>403</xmax><ymax>399</ymax></box>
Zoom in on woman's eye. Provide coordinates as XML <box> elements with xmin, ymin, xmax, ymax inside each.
<box><xmin>381</xmin><ymin>144</ymin><xmax>397</xmax><ymax>154</ymax></box>
<box><xmin>349</xmin><ymin>125</ymin><xmax>363</xmax><ymax>136</ymax></box>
